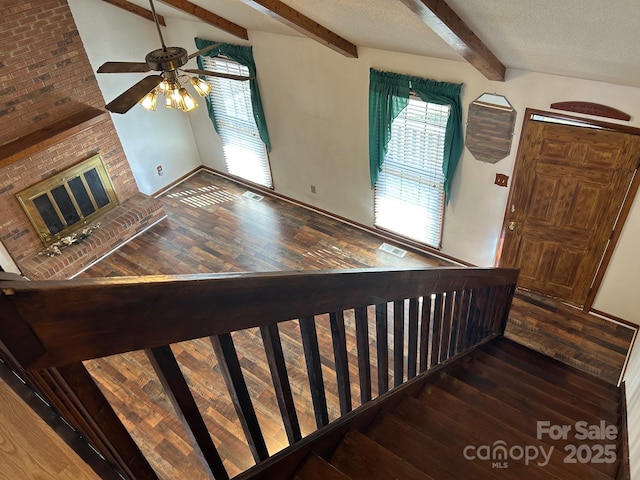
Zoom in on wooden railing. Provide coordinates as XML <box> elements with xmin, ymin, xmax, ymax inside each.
<box><xmin>0</xmin><ymin>267</ymin><xmax>517</xmax><ymax>480</ymax></box>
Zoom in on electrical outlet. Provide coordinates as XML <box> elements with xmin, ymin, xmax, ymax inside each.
<box><xmin>157</xmin><ymin>165</ymin><xmax>164</xmax><ymax>176</ymax></box>
<box><xmin>495</xmin><ymin>173</ymin><xmax>509</xmax><ymax>187</ymax></box>
<box><xmin>310</xmin><ymin>185</ymin><xmax>316</xmax><ymax>194</ymax></box>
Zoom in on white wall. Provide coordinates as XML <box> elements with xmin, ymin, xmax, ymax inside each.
<box><xmin>68</xmin><ymin>0</ymin><xmax>202</xmax><ymax>195</ymax></box>
<box><xmin>594</xmin><ymin>193</ymin><xmax>640</xmax><ymax>323</ymax></box>
<box><xmin>0</xmin><ymin>240</ymin><xmax>20</xmax><ymax>274</ymax></box>
<box><xmin>624</xmin><ymin>336</ymin><xmax>640</xmax><ymax>478</ymax></box>
<box><xmin>68</xmin><ymin>5</ymin><xmax>640</xmax><ymax>324</ymax></box>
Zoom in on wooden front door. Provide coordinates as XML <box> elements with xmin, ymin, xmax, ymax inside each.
<box><xmin>501</xmin><ymin>115</ymin><xmax>640</xmax><ymax>307</ymax></box>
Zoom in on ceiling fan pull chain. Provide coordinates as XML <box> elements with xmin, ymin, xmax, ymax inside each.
<box><xmin>149</xmin><ymin>0</ymin><xmax>167</xmax><ymax>51</ymax></box>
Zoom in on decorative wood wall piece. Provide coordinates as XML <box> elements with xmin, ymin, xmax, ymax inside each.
<box><xmin>465</xmin><ymin>93</ymin><xmax>516</xmax><ymax>164</ymax></box>
<box><xmin>550</xmin><ymin>101</ymin><xmax>631</xmax><ymax>121</ymax></box>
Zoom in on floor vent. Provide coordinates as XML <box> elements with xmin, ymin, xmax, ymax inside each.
<box><xmin>243</xmin><ymin>191</ymin><xmax>264</xmax><ymax>202</ymax></box>
<box><xmin>379</xmin><ymin>242</ymin><xmax>407</xmax><ymax>258</ymax></box>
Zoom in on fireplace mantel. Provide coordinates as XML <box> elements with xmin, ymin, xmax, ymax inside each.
<box><xmin>0</xmin><ymin>107</ymin><xmax>108</xmax><ymax>170</ymax></box>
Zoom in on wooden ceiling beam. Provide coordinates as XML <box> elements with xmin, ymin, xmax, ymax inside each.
<box><xmin>101</xmin><ymin>0</ymin><xmax>167</xmax><ymax>26</ymax></box>
<box><xmin>399</xmin><ymin>0</ymin><xmax>505</xmax><ymax>81</ymax></box>
<box><xmin>157</xmin><ymin>0</ymin><xmax>249</xmax><ymax>40</ymax></box>
<box><xmin>241</xmin><ymin>0</ymin><xmax>357</xmax><ymax>58</ymax></box>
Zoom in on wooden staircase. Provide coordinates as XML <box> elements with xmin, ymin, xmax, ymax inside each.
<box><xmin>290</xmin><ymin>337</ymin><xmax>622</xmax><ymax>480</ymax></box>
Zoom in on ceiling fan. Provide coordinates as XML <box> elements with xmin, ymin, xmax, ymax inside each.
<box><xmin>97</xmin><ymin>0</ymin><xmax>250</xmax><ymax>114</ymax></box>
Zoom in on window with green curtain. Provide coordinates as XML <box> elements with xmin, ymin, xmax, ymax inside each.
<box><xmin>194</xmin><ymin>37</ymin><xmax>271</xmax><ymax>152</ymax></box>
<box><xmin>201</xmin><ymin>56</ymin><xmax>273</xmax><ymax>188</ymax></box>
<box><xmin>374</xmin><ymin>97</ymin><xmax>450</xmax><ymax>248</ymax></box>
<box><xmin>368</xmin><ymin>68</ymin><xmax>463</xmax><ymax>203</ymax></box>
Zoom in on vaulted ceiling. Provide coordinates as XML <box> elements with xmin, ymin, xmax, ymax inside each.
<box><xmin>102</xmin><ymin>0</ymin><xmax>640</xmax><ymax>88</ymax></box>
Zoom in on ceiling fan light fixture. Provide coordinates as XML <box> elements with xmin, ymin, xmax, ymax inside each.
<box><xmin>163</xmin><ymin>81</ymin><xmax>182</xmax><ymax>109</ymax></box>
<box><xmin>139</xmin><ymin>88</ymin><xmax>158</xmax><ymax>111</ymax></box>
<box><xmin>190</xmin><ymin>76</ymin><xmax>211</xmax><ymax>97</ymax></box>
<box><xmin>178</xmin><ymin>88</ymin><xmax>198</xmax><ymax>112</ymax></box>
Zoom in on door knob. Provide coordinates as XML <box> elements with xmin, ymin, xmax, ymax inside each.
<box><xmin>508</xmin><ymin>221</ymin><xmax>517</xmax><ymax>231</ymax></box>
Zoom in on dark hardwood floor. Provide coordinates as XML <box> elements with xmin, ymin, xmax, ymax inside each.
<box><xmin>77</xmin><ymin>170</ymin><xmax>635</xmax><ymax>479</ymax></box>
<box><xmin>82</xmin><ymin>171</ymin><xmax>449</xmax><ymax>278</ymax></box>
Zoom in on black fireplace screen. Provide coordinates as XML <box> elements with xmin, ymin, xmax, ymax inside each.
<box><xmin>16</xmin><ymin>154</ymin><xmax>118</xmax><ymax>246</ymax></box>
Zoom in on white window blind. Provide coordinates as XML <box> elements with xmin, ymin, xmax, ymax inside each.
<box><xmin>374</xmin><ymin>98</ymin><xmax>450</xmax><ymax>248</ymax></box>
<box><xmin>201</xmin><ymin>56</ymin><xmax>273</xmax><ymax>188</ymax></box>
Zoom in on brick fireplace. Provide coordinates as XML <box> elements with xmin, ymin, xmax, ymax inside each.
<box><xmin>0</xmin><ymin>1</ymin><xmax>165</xmax><ymax>279</ymax></box>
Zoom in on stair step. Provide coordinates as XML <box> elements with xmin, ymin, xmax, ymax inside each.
<box><xmin>291</xmin><ymin>454</ymin><xmax>352</xmax><ymax>480</ymax></box>
<box><xmin>427</xmin><ymin>373</ymin><xmax>618</xmax><ymax>477</ymax></box>
<box><xmin>458</xmin><ymin>353</ymin><xmax>619</xmax><ymax>425</ymax></box>
<box><xmin>366</xmin><ymin>412</ymin><xmax>503</xmax><ymax>479</ymax></box>
<box><xmin>329</xmin><ymin>430</ymin><xmax>433</xmax><ymax>480</ymax></box>
<box><xmin>420</xmin><ymin>382</ymin><xmax>619</xmax><ymax>478</ymax></box>
<box><xmin>450</xmin><ymin>361</ymin><xmax>619</xmax><ymax>440</ymax></box>
<box><xmin>496</xmin><ymin>338</ymin><xmax>620</xmax><ymax>393</ymax></box>
<box><xmin>487</xmin><ymin>340</ymin><xmax>620</xmax><ymax>404</ymax></box>
<box><xmin>394</xmin><ymin>396</ymin><xmax>556</xmax><ymax>479</ymax></box>
<box><xmin>473</xmin><ymin>349</ymin><xmax>619</xmax><ymax>419</ymax></box>
<box><xmin>395</xmin><ymin>395</ymin><xmax>612</xmax><ymax>480</ymax></box>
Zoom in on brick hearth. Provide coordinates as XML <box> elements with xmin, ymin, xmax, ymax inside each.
<box><xmin>18</xmin><ymin>193</ymin><xmax>165</xmax><ymax>280</ymax></box>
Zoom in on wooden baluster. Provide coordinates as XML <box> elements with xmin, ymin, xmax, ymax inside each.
<box><xmin>455</xmin><ymin>290</ymin><xmax>472</xmax><ymax>354</ymax></box>
<box><xmin>499</xmin><ymin>284</ymin><xmax>517</xmax><ymax>334</ymax></box>
<box><xmin>299</xmin><ymin>316</ymin><xmax>329</xmax><ymax>428</ymax></box>
<box><xmin>490</xmin><ymin>285</ymin><xmax>505</xmax><ymax>333</ymax></box>
<box><xmin>259</xmin><ymin>324</ymin><xmax>302</xmax><ymax>444</ymax></box>
<box><xmin>146</xmin><ymin>345</ymin><xmax>228</xmax><ymax>480</ymax></box>
<box><xmin>52</xmin><ymin>363</ymin><xmax>159</xmax><ymax>480</ymax></box>
<box><xmin>354</xmin><ymin>306</ymin><xmax>372</xmax><ymax>403</ymax></box>
<box><xmin>465</xmin><ymin>288</ymin><xmax>481</xmax><ymax>349</ymax></box>
<box><xmin>449</xmin><ymin>290</ymin><xmax>464</xmax><ymax>356</ymax></box>
<box><xmin>419</xmin><ymin>295</ymin><xmax>432</xmax><ymax>372</ymax></box>
<box><xmin>474</xmin><ymin>288</ymin><xmax>490</xmax><ymax>344</ymax></box>
<box><xmin>482</xmin><ymin>287</ymin><xmax>499</xmax><ymax>338</ymax></box>
<box><xmin>393</xmin><ymin>300</ymin><xmax>405</xmax><ymax>388</ymax></box>
<box><xmin>210</xmin><ymin>333</ymin><xmax>269</xmax><ymax>462</ymax></box>
<box><xmin>439</xmin><ymin>291</ymin><xmax>455</xmax><ymax>362</ymax></box>
<box><xmin>488</xmin><ymin>286</ymin><xmax>503</xmax><ymax>334</ymax></box>
<box><xmin>407</xmin><ymin>298</ymin><xmax>419</xmax><ymax>379</ymax></box>
<box><xmin>430</xmin><ymin>294</ymin><xmax>443</xmax><ymax>367</ymax></box>
<box><xmin>329</xmin><ymin>311</ymin><xmax>352</xmax><ymax>415</ymax></box>
<box><xmin>375</xmin><ymin>303</ymin><xmax>389</xmax><ymax>394</ymax></box>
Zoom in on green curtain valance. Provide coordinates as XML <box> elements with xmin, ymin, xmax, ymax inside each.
<box><xmin>194</xmin><ymin>37</ymin><xmax>271</xmax><ymax>152</ymax></box>
<box><xmin>368</xmin><ymin>68</ymin><xmax>463</xmax><ymax>202</ymax></box>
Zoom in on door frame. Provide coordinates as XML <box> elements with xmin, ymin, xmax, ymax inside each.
<box><xmin>497</xmin><ymin>108</ymin><xmax>640</xmax><ymax>311</ymax></box>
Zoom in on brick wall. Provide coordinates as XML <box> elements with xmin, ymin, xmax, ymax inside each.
<box><xmin>0</xmin><ymin>1</ymin><xmax>145</xmax><ymax>272</ymax></box>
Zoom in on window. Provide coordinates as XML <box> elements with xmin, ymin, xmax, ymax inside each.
<box><xmin>201</xmin><ymin>56</ymin><xmax>273</xmax><ymax>188</ymax></box>
<box><xmin>374</xmin><ymin>98</ymin><xmax>450</xmax><ymax>248</ymax></box>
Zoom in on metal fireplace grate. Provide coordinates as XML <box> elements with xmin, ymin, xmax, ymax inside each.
<box><xmin>16</xmin><ymin>154</ymin><xmax>119</xmax><ymax>246</ymax></box>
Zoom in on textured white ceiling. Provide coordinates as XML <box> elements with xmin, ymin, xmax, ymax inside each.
<box><xmin>122</xmin><ymin>0</ymin><xmax>640</xmax><ymax>88</ymax></box>
<box><xmin>446</xmin><ymin>0</ymin><xmax>640</xmax><ymax>87</ymax></box>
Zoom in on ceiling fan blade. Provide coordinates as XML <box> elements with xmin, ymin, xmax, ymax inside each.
<box><xmin>188</xmin><ymin>43</ymin><xmax>222</xmax><ymax>60</ymax></box>
<box><xmin>105</xmin><ymin>75</ymin><xmax>163</xmax><ymax>114</ymax></box>
<box><xmin>98</xmin><ymin>62</ymin><xmax>151</xmax><ymax>73</ymax></box>
<box><xmin>182</xmin><ymin>69</ymin><xmax>251</xmax><ymax>81</ymax></box>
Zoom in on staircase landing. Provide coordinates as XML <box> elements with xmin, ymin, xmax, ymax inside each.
<box><xmin>505</xmin><ymin>290</ymin><xmax>636</xmax><ymax>385</ymax></box>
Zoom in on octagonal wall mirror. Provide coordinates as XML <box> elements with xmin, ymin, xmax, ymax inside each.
<box><xmin>465</xmin><ymin>93</ymin><xmax>516</xmax><ymax>164</ymax></box>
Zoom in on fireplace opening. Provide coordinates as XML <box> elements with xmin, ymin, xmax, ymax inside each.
<box><xmin>16</xmin><ymin>154</ymin><xmax>119</xmax><ymax>246</ymax></box>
